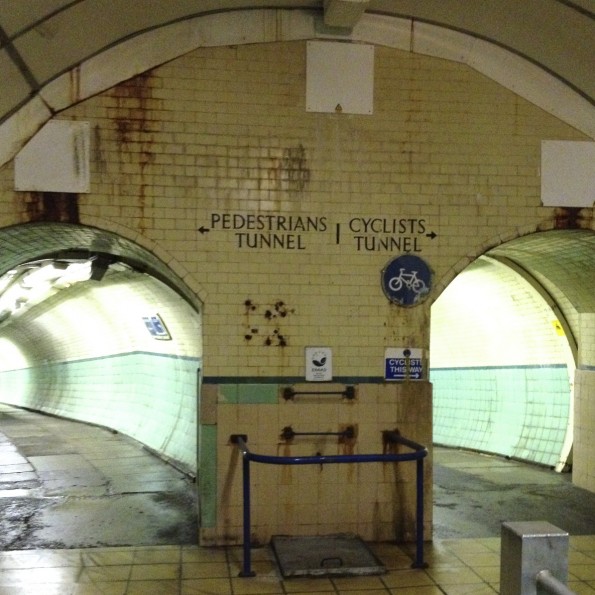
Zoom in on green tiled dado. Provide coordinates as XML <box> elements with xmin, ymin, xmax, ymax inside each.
<box><xmin>431</xmin><ymin>365</ymin><xmax>570</xmax><ymax>467</ymax></box>
<box><xmin>238</xmin><ymin>383</ymin><xmax>279</xmax><ymax>404</ymax></box>
<box><xmin>218</xmin><ymin>384</ymin><xmax>239</xmax><ymax>403</ymax></box>
<box><xmin>218</xmin><ymin>383</ymin><xmax>279</xmax><ymax>404</ymax></box>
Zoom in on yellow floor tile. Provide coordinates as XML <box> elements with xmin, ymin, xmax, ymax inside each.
<box><xmin>125</xmin><ymin>579</ymin><xmax>180</xmax><ymax>594</ymax></box>
<box><xmin>181</xmin><ymin>547</ymin><xmax>227</xmax><ymax>563</ymax></box>
<box><xmin>572</xmin><ymin>565</ymin><xmax>595</xmax><ymax>581</ymax></box>
<box><xmin>129</xmin><ymin>562</ymin><xmax>179</xmax><ymax>581</ymax></box>
<box><xmin>439</xmin><ymin>584</ymin><xmax>497</xmax><ymax>594</ymax></box>
<box><xmin>182</xmin><ymin>561</ymin><xmax>230</xmax><ymax>578</ymax></box>
<box><xmin>388</xmin><ymin>586</ymin><xmax>443</xmax><ymax>594</ymax></box>
<box><xmin>73</xmin><ymin>582</ymin><xmax>128</xmax><ymax>594</ymax></box>
<box><xmin>78</xmin><ymin>564</ymin><xmax>131</xmax><ymax>582</ymax></box>
<box><xmin>426</xmin><ymin>566</ymin><xmax>483</xmax><ymax>585</ymax></box>
<box><xmin>181</xmin><ymin>577</ymin><xmax>233</xmax><ymax>594</ymax></box>
<box><xmin>381</xmin><ymin>569</ymin><xmax>435</xmax><ymax>589</ymax></box>
<box><xmin>331</xmin><ymin>574</ymin><xmax>389</xmax><ymax>591</ymax></box>
<box><xmin>231</xmin><ymin>575</ymin><xmax>285</xmax><ymax>593</ymax></box>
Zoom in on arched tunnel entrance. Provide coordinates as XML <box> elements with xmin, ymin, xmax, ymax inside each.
<box><xmin>0</xmin><ymin>221</ymin><xmax>203</xmax><ymax>548</ymax></box>
<box><xmin>430</xmin><ymin>229</ymin><xmax>594</xmax><ymax>477</ymax></box>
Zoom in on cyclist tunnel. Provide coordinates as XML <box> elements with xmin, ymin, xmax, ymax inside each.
<box><xmin>430</xmin><ymin>229</ymin><xmax>594</xmax><ymax>484</ymax></box>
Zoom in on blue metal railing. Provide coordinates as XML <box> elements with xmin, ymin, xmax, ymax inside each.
<box><xmin>230</xmin><ymin>431</ymin><xmax>428</xmax><ymax>577</ymax></box>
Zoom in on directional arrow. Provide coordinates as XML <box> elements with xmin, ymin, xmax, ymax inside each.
<box><xmin>426</xmin><ymin>231</ymin><xmax>437</xmax><ymax>239</ymax></box>
<box><xmin>197</xmin><ymin>226</ymin><xmax>210</xmax><ymax>234</ymax></box>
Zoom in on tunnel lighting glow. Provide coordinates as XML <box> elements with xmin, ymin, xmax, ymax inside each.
<box><xmin>0</xmin><ymin>338</ymin><xmax>29</xmax><ymax>370</ymax></box>
<box><xmin>0</xmin><ymin>283</ymin><xmax>25</xmax><ymax>314</ymax></box>
<box><xmin>0</xmin><ymin>260</ymin><xmax>94</xmax><ymax>321</ymax></box>
<box><xmin>0</xmin><ymin>269</ymin><xmax>18</xmax><ymax>293</ymax></box>
<box><xmin>53</xmin><ymin>261</ymin><xmax>93</xmax><ymax>287</ymax></box>
<box><xmin>20</xmin><ymin>263</ymin><xmax>64</xmax><ymax>288</ymax></box>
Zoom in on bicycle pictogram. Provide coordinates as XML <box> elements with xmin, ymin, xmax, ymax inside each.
<box><xmin>381</xmin><ymin>255</ymin><xmax>432</xmax><ymax>307</ymax></box>
<box><xmin>387</xmin><ymin>268</ymin><xmax>428</xmax><ymax>295</ymax></box>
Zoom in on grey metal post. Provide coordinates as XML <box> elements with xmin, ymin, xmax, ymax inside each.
<box><xmin>500</xmin><ymin>521</ymin><xmax>570</xmax><ymax>595</ymax></box>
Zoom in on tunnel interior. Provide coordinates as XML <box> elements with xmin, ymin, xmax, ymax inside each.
<box><xmin>431</xmin><ymin>228</ymin><xmax>594</xmax><ymax>473</ymax></box>
<box><xmin>0</xmin><ymin>221</ymin><xmax>203</xmax><ymax>475</ymax></box>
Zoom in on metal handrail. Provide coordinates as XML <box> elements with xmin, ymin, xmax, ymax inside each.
<box><xmin>536</xmin><ymin>570</ymin><xmax>576</xmax><ymax>595</ymax></box>
<box><xmin>230</xmin><ymin>431</ymin><xmax>428</xmax><ymax>577</ymax></box>
<box><xmin>282</xmin><ymin>386</ymin><xmax>356</xmax><ymax>400</ymax></box>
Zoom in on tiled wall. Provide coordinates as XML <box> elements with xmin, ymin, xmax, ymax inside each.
<box><xmin>0</xmin><ymin>271</ymin><xmax>201</xmax><ymax>471</ymax></box>
<box><xmin>431</xmin><ymin>256</ymin><xmax>574</xmax><ymax>468</ymax></box>
<box><xmin>575</xmin><ymin>314</ymin><xmax>595</xmax><ymax>491</ymax></box>
<box><xmin>199</xmin><ymin>381</ymin><xmax>432</xmax><ymax>545</ymax></box>
<box><xmin>0</xmin><ymin>39</ymin><xmax>590</xmax><ymax>544</ymax></box>
<box><xmin>431</xmin><ymin>366</ymin><xmax>570</xmax><ymax>466</ymax></box>
<box><xmin>0</xmin><ymin>352</ymin><xmax>200</xmax><ymax>469</ymax></box>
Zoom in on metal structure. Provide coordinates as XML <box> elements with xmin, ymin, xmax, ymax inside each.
<box><xmin>500</xmin><ymin>521</ymin><xmax>575</xmax><ymax>595</ymax></box>
<box><xmin>230</xmin><ymin>430</ymin><xmax>428</xmax><ymax>577</ymax></box>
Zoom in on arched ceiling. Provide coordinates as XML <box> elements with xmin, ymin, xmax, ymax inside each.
<box><xmin>488</xmin><ymin>230</ymin><xmax>595</xmax><ymax>316</ymax></box>
<box><xmin>0</xmin><ymin>0</ymin><xmax>593</xmax><ymax>129</ymax></box>
<box><xmin>486</xmin><ymin>229</ymin><xmax>595</xmax><ymax>354</ymax></box>
<box><xmin>0</xmin><ymin>222</ymin><xmax>202</xmax><ymax>314</ymax></box>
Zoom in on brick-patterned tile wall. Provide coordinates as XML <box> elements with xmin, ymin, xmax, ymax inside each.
<box><xmin>0</xmin><ymin>40</ymin><xmax>589</xmax><ymax>543</ymax></box>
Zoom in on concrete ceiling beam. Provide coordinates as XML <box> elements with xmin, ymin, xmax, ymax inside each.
<box><xmin>323</xmin><ymin>0</ymin><xmax>371</xmax><ymax>29</ymax></box>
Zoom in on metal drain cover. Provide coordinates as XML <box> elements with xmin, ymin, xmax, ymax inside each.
<box><xmin>271</xmin><ymin>533</ymin><xmax>386</xmax><ymax>578</ymax></box>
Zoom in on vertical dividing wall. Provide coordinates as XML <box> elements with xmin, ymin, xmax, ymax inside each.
<box><xmin>200</xmin><ymin>381</ymin><xmax>431</xmax><ymax>545</ymax></box>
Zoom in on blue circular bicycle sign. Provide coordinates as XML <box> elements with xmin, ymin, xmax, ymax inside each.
<box><xmin>381</xmin><ymin>255</ymin><xmax>432</xmax><ymax>307</ymax></box>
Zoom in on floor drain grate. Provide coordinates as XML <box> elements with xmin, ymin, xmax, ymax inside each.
<box><xmin>271</xmin><ymin>533</ymin><xmax>386</xmax><ymax>578</ymax></box>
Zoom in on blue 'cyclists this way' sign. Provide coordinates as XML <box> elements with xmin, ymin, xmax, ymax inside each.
<box><xmin>381</xmin><ymin>255</ymin><xmax>432</xmax><ymax>306</ymax></box>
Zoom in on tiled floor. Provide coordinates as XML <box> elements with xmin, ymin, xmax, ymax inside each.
<box><xmin>1</xmin><ymin>535</ymin><xmax>595</xmax><ymax>594</ymax></box>
<box><xmin>2</xmin><ymin>404</ymin><xmax>595</xmax><ymax>594</ymax></box>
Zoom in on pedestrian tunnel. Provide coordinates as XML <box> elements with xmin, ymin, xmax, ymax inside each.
<box><xmin>0</xmin><ymin>222</ymin><xmax>203</xmax><ymax>476</ymax></box>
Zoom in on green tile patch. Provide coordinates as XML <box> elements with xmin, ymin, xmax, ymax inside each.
<box><xmin>217</xmin><ymin>383</ymin><xmax>279</xmax><ymax>404</ymax></box>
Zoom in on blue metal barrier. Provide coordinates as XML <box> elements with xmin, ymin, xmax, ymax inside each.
<box><xmin>230</xmin><ymin>431</ymin><xmax>428</xmax><ymax>577</ymax></box>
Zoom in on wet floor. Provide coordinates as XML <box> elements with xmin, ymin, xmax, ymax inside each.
<box><xmin>0</xmin><ymin>404</ymin><xmax>197</xmax><ymax>550</ymax></box>
<box><xmin>433</xmin><ymin>446</ymin><xmax>595</xmax><ymax>539</ymax></box>
<box><xmin>2</xmin><ymin>403</ymin><xmax>595</xmax><ymax>552</ymax></box>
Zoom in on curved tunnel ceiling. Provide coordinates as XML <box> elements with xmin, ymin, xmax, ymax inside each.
<box><xmin>0</xmin><ymin>0</ymin><xmax>593</xmax><ymax>128</ymax></box>
<box><xmin>485</xmin><ymin>229</ymin><xmax>595</xmax><ymax>360</ymax></box>
<box><xmin>0</xmin><ymin>222</ymin><xmax>201</xmax><ymax>313</ymax></box>
<box><xmin>487</xmin><ymin>230</ymin><xmax>595</xmax><ymax>314</ymax></box>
